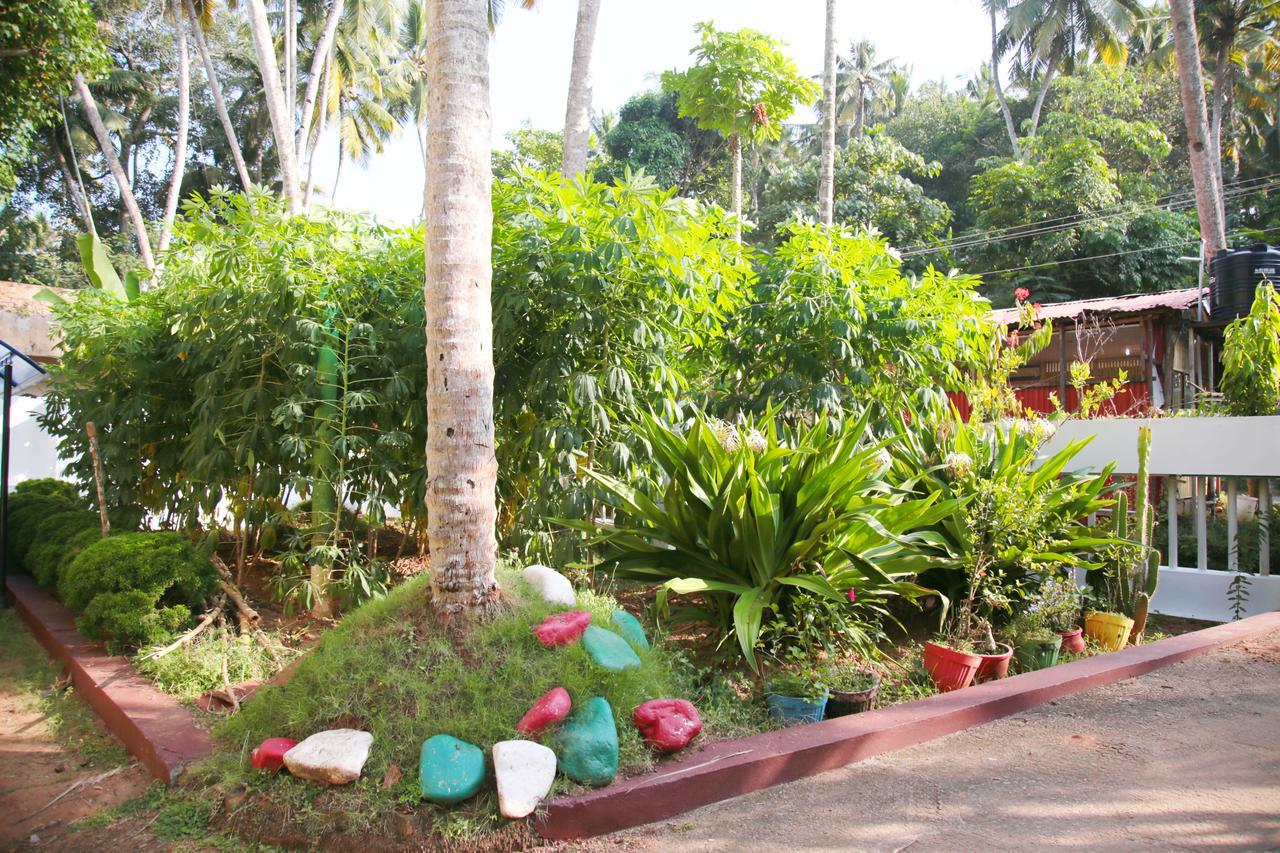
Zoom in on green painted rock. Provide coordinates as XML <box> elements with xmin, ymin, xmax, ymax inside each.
<box><xmin>581</xmin><ymin>626</ymin><xmax>642</xmax><ymax>672</ymax></box>
<box><xmin>610</xmin><ymin>610</ymin><xmax>649</xmax><ymax>651</ymax></box>
<box><xmin>419</xmin><ymin>734</ymin><xmax>485</xmax><ymax>804</ymax></box>
<box><xmin>552</xmin><ymin>697</ymin><xmax>618</xmax><ymax>787</ymax></box>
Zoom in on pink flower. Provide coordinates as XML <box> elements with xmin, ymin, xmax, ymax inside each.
<box><xmin>1014</xmin><ymin>287</ymin><xmax>1031</xmax><ymax>302</ymax></box>
<box><xmin>1006</xmin><ymin>331</ymin><xmax>1020</xmax><ymax>348</ymax></box>
<box><xmin>847</xmin><ymin>588</ymin><xmax>857</xmax><ymax>604</ymax></box>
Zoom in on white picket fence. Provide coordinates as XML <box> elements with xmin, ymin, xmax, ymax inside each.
<box><xmin>1042</xmin><ymin>416</ymin><xmax>1280</xmax><ymax>623</ymax></box>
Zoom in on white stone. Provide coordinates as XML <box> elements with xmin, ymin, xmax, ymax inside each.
<box><xmin>493</xmin><ymin>739</ymin><xmax>557</xmax><ymax>819</ymax></box>
<box><xmin>283</xmin><ymin>729</ymin><xmax>373</xmax><ymax>785</ymax></box>
<box><xmin>522</xmin><ymin>564</ymin><xmax>576</xmax><ymax>606</ymax></box>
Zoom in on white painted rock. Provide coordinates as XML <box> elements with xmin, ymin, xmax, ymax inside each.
<box><xmin>493</xmin><ymin>739</ymin><xmax>557</xmax><ymax>819</ymax></box>
<box><xmin>283</xmin><ymin>729</ymin><xmax>373</xmax><ymax>785</ymax></box>
<box><xmin>522</xmin><ymin>564</ymin><xmax>576</xmax><ymax>607</ymax></box>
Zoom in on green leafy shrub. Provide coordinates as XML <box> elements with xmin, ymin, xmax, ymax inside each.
<box><xmin>56</xmin><ymin>528</ymin><xmax>104</xmax><ymax>585</ymax></box>
<box><xmin>24</xmin><ymin>511</ymin><xmax>102</xmax><ymax>588</ymax></box>
<box><xmin>59</xmin><ymin>532</ymin><xmax>216</xmax><ymax>642</ymax></box>
<box><xmin>1220</xmin><ymin>281</ymin><xmax>1280</xmax><ymax>416</ymax></box>
<box><xmin>14</xmin><ymin>478</ymin><xmax>81</xmax><ymax>500</ymax></box>
<box><xmin>568</xmin><ymin>410</ymin><xmax>955</xmax><ymax>670</ymax></box>
<box><xmin>77</xmin><ymin>591</ymin><xmax>192</xmax><ymax>652</ymax></box>
<box><xmin>135</xmin><ymin>629</ymin><xmax>295</xmax><ymax>701</ymax></box>
<box><xmin>7</xmin><ymin>492</ymin><xmax>79</xmax><ymax>566</ymax></box>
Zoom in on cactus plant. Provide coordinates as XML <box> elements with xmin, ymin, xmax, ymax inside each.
<box><xmin>1104</xmin><ymin>426</ymin><xmax>1159</xmax><ymax>642</ymax></box>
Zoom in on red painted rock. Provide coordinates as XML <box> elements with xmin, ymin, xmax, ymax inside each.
<box><xmin>251</xmin><ymin>737</ymin><xmax>298</xmax><ymax>773</ymax></box>
<box><xmin>632</xmin><ymin>699</ymin><xmax>702</xmax><ymax>753</ymax></box>
<box><xmin>517</xmin><ymin>687</ymin><xmax>573</xmax><ymax>735</ymax></box>
<box><xmin>533</xmin><ymin>610</ymin><xmax>592</xmax><ymax>648</ymax></box>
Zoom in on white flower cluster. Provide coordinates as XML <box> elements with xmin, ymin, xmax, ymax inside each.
<box><xmin>745</xmin><ymin>429</ymin><xmax>768</xmax><ymax>454</ymax></box>
<box><xmin>944</xmin><ymin>451</ymin><xmax>973</xmax><ymax>479</ymax></box>
<box><xmin>871</xmin><ymin>447</ymin><xmax>893</xmax><ymax>473</ymax></box>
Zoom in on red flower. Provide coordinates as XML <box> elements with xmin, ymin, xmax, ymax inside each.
<box><xmin>1006</xmin><ymin>331</ymin><xmax>1020</xmax><ymax>348</ymax></box>
<box><xmin>1014</xmin><ymin>287</ymin><xmax>1031</xmax><ymax>302</ymax></box>
<box><xmin>847</xmin><ymin>588</ymin><xmax>857</xmax><ymax>604</ymax></box>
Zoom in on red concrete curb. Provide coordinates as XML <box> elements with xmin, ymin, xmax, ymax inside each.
<box><xmin>535</xmin><ymin>610</ymin><xmax>1280</xmax><ymax>840</ymax></box>
<box><xmin>6</xmin><ymin>575</ymin><xmax>214</xmax><ymax>784</ymax></box>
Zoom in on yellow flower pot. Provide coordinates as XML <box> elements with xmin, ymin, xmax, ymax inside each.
<box><xmin>1085</xmin><ymin>611</ymin><xmax>1134</xmax><ymax>652</ymax></box>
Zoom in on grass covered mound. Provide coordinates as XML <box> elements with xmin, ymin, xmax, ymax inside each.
<box><xmin>205</xmin><ymin>565</ymin><xmax>762</xmax><ymax>841</ymax></box>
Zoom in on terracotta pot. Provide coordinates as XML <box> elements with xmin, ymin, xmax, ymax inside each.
<box><xmin>973</xmin><ymin>643</ymin><xmax>1014</xmax><ymax>683</ymax></box>
<box><xmin>1085</xmin><ymin>611</ymin><xmax>1134</xmax><ymax>652</ymax></box>
<box><xmin>1058</xmin><ymin>627</ymin><xmax>1086</xmax><ymax>655</ymax></box>
<box><xmin>824</xmin><ymin>673</ymin><xmax>882</xmax><ymax>718</ymax></box>
<box><xmin>922</xmin><ymin>642</ymin><xmax>982</xmax><ymax>692</ymax></box>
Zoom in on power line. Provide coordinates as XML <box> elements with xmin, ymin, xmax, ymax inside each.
<box><xmin>898</xmin><ymin>172</ymin><xmax>1280</xmax><ymax>258</ymax></box>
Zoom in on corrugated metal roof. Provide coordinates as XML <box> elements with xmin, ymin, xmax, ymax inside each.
<box><xmin>991</xmin><ymin>288</ymin><xmax>1203</xmax><ymax>326</ymax></box>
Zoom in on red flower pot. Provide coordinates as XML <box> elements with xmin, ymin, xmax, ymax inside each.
<box><xmin>973</xmin><ymin>643</ymin><xmax>1013</xmax><ymax>683</ymax></box>
<box><xmin>923</xmin><ymin>642</ymin><xmax>982</xmax><ymax>692</ymax></box>
<box><xmin>1059</xmin><ymin>627</ymin><xmax>1086</xmax><ymax>655</ymax></box>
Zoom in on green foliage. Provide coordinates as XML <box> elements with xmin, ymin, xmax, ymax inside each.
<box><xmin>77</xmin><ymin>591</ymin><xmax>192</xmax><ymax>653</ymax></box>
<box><xmin>60</xmin><ymin>531</ymin><xmax>215</xmax><ymax>612</ymax></box>
<box><xmin>136</xmin><ymin>629</ymin><xmax>296</xmax><ymax>701</ymax></box>
<box><xmin>567</xmin><ymin>410</ymin><xmax>953</xmax><ymax>671</ymax></box>
<box><xmin>14</xmin><ymin>477</ymin><xmax>81</xmax><ymax>499</ymax></box>
<box><xmin>765</xmin><ymin>667</ymin><xmax>828</xmax><ymax>703</ymax></box>
<box><xmin>24</xmin><ymin>510</ymin><xmax>101</xmax><ymax>588</ymax></box>
<box><xmin>1221</xmin><ymin>282</ymin><xmax>1280</xmax><ymax>417</ymax></box>
<box><xmin>721</xmin><ymin>223</ymin><xmax>990</xmax><ymax>416</ymax></box>
<box><xmin>7</xmin><ymin>491</ymin><xmax>79</xmax><ymax>565</ymax></box>
<box><xmin>0</xmin><ymin>0</ymin><xmax>105</xmax><ymax>197</ymax></box>
<box><xmin>492</xmin><ymin>122</ymin><xmax>564</xmax><ymax>177</ymax></box>
<box><xmin>208</xmin><ymin>566</ymin><xmax>762</xmax><ymax>831</ymax></box>
<box><xmin>595</xmin><ymin>91</ymin><xmax>729</xmax><ymax>202</ymax></box>
<box><xmin>662</xmin><ymin>22</ymin><xmax>819</xmax><ymax>145</ymax></box>
<box><xmin>1226</xmin><ymin>574</ymin><xmax>1252</xmax><ymax>621</ymax></box>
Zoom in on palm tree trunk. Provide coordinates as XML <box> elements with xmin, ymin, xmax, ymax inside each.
<box><xmin>1209</xmin><ymin>44</ymin><xmax>1231</xmax><ymax>190</ymax></box>
<box><xmin>424</xmin><ymin>0</ymin><xmax>500</xmax><ymax>615</ymax></box>
<box><xmin>52</xmin><ymin>135</ymin><xmax>94</xmax><ymax>233</ymax></box>
<box><xmin>285</xmin><ymin>0</ymin><xmax>297</xmax><ymax>122</ymax></box>
<box><xmin>818</xmin><ymin>0</ymin><xmax>836</xmax><ymax>225</ymax></box>
<box><xmin>989</xmin><ymin>4</ymin><xmax>1023</xmax><ymax>158</ymax></box>
<box><xmin>158</xmin><ymin>14</ymin><xmax>191</xmax><ymax>254</ymax></box>
<box><xmin>73</xmin><ymin>73</ymin><xmax>156</xmax><ymax>273</ymax></box>
<box><xmin>303</xmin><ymin>55</ymin><xmax>331</xmax><ymax>208</ymax></box>
<box><xmin>853</xmin><ymin>86</ymin><xmax>865</xmax><ymax>138</ymax></box>
<box><xmin>560</xmin><ymin>0</ymin><xmax>601</xmax><ymax>178</ymax></box>
<box><xmin>1027</xmin><ymin>60</ymin><xmax>1056</xmax><ymax>139</ymax></box>
<box><xmin>1169</xmin><ymin>0</ymin><xmax>1227</xmax><ymax>260</ymax></box>
<box><xmin>186</xmin><ymin>0</ymin><xmax>253</xmax><ymax>193</ymax></box>
<box><xmin>244</xmin><ymin>0</ymin><xmax>303</xmax><ymax>211</ymax></box>
<box><xmin>297</xmin><ymin>0</ymin><xmax>344</xmax><ymax>164</ymax></box>
<box><xmin>730</xmin><ymin>132</ymin><xmax>742</xmax><ymax>243</ymax></box>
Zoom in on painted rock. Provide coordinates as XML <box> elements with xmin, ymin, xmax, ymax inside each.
<box><xmin>283</xmin><ymin>729</ymin><xmax>373</xmax><ymax>785</ymax></box>
<box><xmin>533</xmin><ymin>610</ymin><xmax>592</xmax><ymax>648</ymax></box>
<box><xmin>493</xmin><ymin>740</ymin><xmax>557</xmax><ymax>819</ymax></box>
<box><xmin>551</xmin><ymin>696</ymin><xmax>618</xmax><ymax>787</ymax></box>
<box><xmin>516</xmin><ymin>687</ymin><xmax>572</xmax><ymax>735</ymax></box>
<box><xmin>521</xmin><ymin>564</ymin><xmax>577</xmax><ymax>607</ymax></box>
<box><xmin>581</xmin><ymin>626</ymin><xmax>642</xmax><ymax>672</ymax></box>
<box><xmin>250</xmin><ymin>737</ymin><xmax>297</xmax><ymax>773</ymax></box>
<box><xmin>610</xmin><ymin>610</ymin><xmax>649</xmax><ymax>651</ymax></box>
<box><xmin>418</xmin><ymin>734</ymin><xmax>485</xmax><ymax>804</ymax></box>
<box><xmin>632</xmin><ymin>699</ymin><xmax>702</xmax><ymax>753</ymax></box>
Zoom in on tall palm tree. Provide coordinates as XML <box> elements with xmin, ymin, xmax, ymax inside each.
<box><xmin>836</xmin><ymin>39</ymin><xmax>894</xmax><ymax>139</ymax></box>
<box><xmin>244</xmin><ymin>0</ymin><xmax>303</xmax><ymax>209</ymax></box>
<box><xmin>423</xmin><ymin>0</ymin><xmax>500</xmax><ymax>615</ymax></box>
<box><xmin>1169</xmin><ymin>0</ymin><xmax>1227</xmax><ymax>260</ymax></box>
<box><xmin>818</xmin><ymin>0</ymin><xmax>837</xmax><ymax>225</ymax></box>
<box><xmin>1198</xmin><ymin>0</ymin><xmax>1279</xmax><ymax>181</ymax></box>
<box><xmin>185</xmin><ymin>0</ymin><xmax>254</xmax><ymax>192</ymax></box>
<box><xmin>561</xmin><ymin>0</ymin><xmax>601</xmax><ymax>178</ymax></box>
<box><xmin>158</xmin><ymin>4</ymin><xmax>191</xmax><ymax>254</ymax></box>
<box><xmin>1001</xmin><ymin>0</ymin><xmax>1144</xmax><ymax>137</ymax></box>
<box><xmin>983</xmin><ymin>0</ymin><xmax>1025</xmax><ymax>158</ymax></box>
<box><xmin>296</xmin><ymin>0</ymin><xmax>346</xmax><ymax>168</ymax></box>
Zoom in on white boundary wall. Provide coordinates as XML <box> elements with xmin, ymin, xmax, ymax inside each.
<box><xmin>12</xmin><ymin>394</ymin><xmax>67</xmax><ymax>485</ymax></box>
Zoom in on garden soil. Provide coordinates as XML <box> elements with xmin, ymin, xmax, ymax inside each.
<box><xmin>593</xmin><ymin>630</ymin><xmax>1280</xmax><ymax>852</ymax></box>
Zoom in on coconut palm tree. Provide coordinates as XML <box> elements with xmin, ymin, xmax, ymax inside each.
<box><xmin>243</xmin><ymin>0</ymin><xmax>303</xmax><ymax>209</ymax></box>
<box><xmin>983</xmin><ymin>0</ymin><xmax>1025</xmax><ymax>158</ymax></box>
<box><xmin>819</xmin><ymin>0</ymin><xmax>837</xmax><ymax>224</ymax></box>
<box><xmin>561</xmin><ymin>0</ymin><xmax>601</xmax><ymax>178</ymax></box>
<box><xmin>1169</xmin><ymin>0</ymin><xmax>1227</xmax><ymax>260</ymax></box>
<box><xmin>185</xmin><ymin>0</ymin><xmax>254</xmax><ymax>192</ymax></box>
<box><xmin>158</xmin><ymin>4</ymin><xmax>191</xmax><ymax>254</ymax></box>
<box><xmin>836</xmin><ymin>39</ymin><xmax>894</xmax><ymax>139</ymax></box>
<box><xmin>1198</xmin><ymin>0</ymin><xmax>1279</xmax><ymax>181</ymax></box>
<box><xmin>423</xmin><ymin>0</ymin><xmax>500</xmax><ymax>614</ymax></box>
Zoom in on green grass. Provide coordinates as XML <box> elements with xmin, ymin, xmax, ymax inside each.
<box><xmin>196</xmin><ymin>565</ymin><xmax>768</xmax><ymax>839</ymax></box>
<box><xmin>135</xmin><ymin>628</ymin><xmax>298</xmax><ymax>702</ymax></box>
<box><xmin>0</xmin><ymin>609</ymin><xmax>130</xmax><ymax>769</ymax></box>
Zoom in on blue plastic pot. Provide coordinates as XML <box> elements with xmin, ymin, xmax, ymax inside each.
<box><xmin>765</xmin><ymin>691</ymin><xmax>829</xmax><ymax>726</ymax></box>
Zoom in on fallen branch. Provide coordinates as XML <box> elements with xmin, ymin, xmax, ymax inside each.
<box><xmin>211</xmin><ymin>554</ymin><xmax>260</xmax><ymax>629</ymax></box>
<box><xmin>135</xmin><ymin>596</ymin><xmax>224</xmax><ymax>662</ymax></box>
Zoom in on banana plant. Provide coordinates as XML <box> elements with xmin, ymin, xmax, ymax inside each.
<box><xmin>563</xmin><ymin>409</ymin><xmax>961</xmax><ymax>672</ymax></box>
<box><xmin>34</xmin><ymin>233</ymin><xmax>142</xmax><ymax>307</ymax></box>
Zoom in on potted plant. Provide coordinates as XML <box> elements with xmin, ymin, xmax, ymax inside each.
<box><xmin>1030</xmin><ymin>575</ymin><xmax>1085</xmax><ymax>655</ymax></box>
<box><xmin>1005</xmin><ymin>613</ymin><xmax>1063</xmax><ymax>673</ymax></box>
<box><xmin>971</xmin><ymin>619</ymin><xmax>1014</xmax><ymax>683</ymax></box>
<box><xmin>820</xmin><ymin>665</ymin><xmax>881</xmax><ymax>718</ymax></box>
<box><xmin>765</xmin><ymin>667</ymin><xmax>829</xmax><ymax>725</ymax></box>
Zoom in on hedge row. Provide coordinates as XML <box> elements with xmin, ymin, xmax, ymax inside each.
<box><xmin>8</xmin><ymin>479</ymin><xmax>217</xmax><ymax>652</ymax></box>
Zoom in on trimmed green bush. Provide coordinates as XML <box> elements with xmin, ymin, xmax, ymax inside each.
<box><xmin>59</xmin><ymin>531</ymin><xmax>216</xmax><ymax>613</ymax></box>
<box><xmin>8</xmin><ymin>493</ymin><xmax>79</xmax><ymax>566</ymax></box>
<box><xmin>76</xmin><ymin>591</ymin><xmax>192</xmax><ymax>652</ymax></box>
<box><xmin>13</xmin><ymin>478</ymin><xmax>81</xmax><ymax>500</ymax></box>
<box><xmin>57</xmin><ymin>528</ymin><xmax>103</xmax><ymax>582</ymax></box>
<box><xmin>24</xmin><ymin>511</ymin><xmax>103</xmax><ymax>589</ymax></box>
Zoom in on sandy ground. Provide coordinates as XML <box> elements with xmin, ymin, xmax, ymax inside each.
<box><xmin>0</xmin><ymin>613</ymin><xmax>152</xmax><ymax>850</ymax></box>
<box><xmin>608</xmin><ymin>631</ymin><xmax>1280</xmax><ymax>853</ymax></box>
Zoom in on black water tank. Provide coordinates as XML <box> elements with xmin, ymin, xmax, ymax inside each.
<box><xmin>1210</xmin><ymin>244</ymin><xmax>1280</xmax><ymax>320</ymax></box>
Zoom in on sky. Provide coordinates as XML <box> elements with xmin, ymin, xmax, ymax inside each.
<box><xmin>310</xmin><ymin>0</ymin><xmax>993</xmax><ymax>224</ymax></box>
